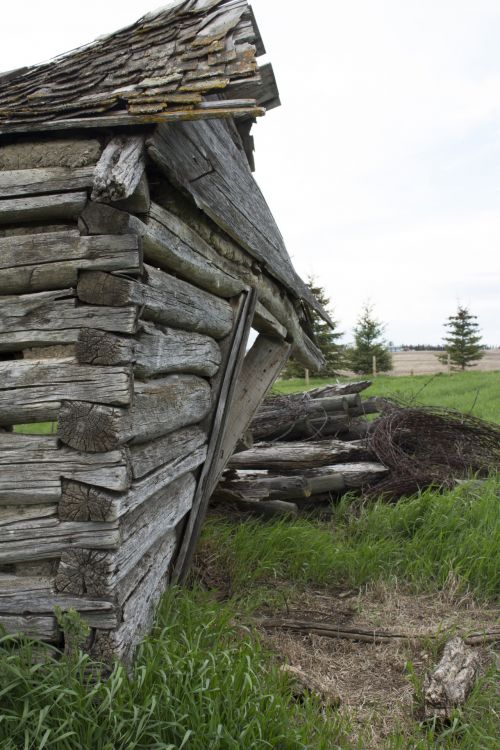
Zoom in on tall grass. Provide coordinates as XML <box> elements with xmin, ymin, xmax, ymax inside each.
<box><xmin>0</xmin><ymin>589</ymin><xmax>347</xmax><ymax>750</ymax></box>
<box><xmin>201</xmin><ymin>477</ymin><xmax>500</xmax><ymax>601</ymax></box>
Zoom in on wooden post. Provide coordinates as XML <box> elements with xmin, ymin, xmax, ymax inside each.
<box><xmin>304</xmin><ymin>368</ymin><xmax>310</xmax><ymax>387</ymax></box>
<box><xmin>372</xmin><ymin>355</ymin><xmax>377</xmax><ymax>377</ymax></box>
<box><xmin>447</xmin><ymin>351</ymin><xmax>451</xmax><ymax>375</ymax></box>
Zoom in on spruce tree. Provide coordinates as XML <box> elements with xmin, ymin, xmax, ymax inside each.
<box><xmin>282</xmin><ymin>278</ymin><xmax>345</xmax><ymax>378</ymax></box>
<box><xmin>438</xmin><ymin>305</ymin><xmax>484</xmax><ymax>370</ymax></box>
<box><xmin>348</xmin><ymin>303</ymin><xmax>392</xmax><ymax>374</ymax></box>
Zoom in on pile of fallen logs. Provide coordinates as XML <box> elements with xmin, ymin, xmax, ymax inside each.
<box><xmin>213</xmin><ymin>381</ymin><xmax>388</xmax><ymax>515</ymax></box>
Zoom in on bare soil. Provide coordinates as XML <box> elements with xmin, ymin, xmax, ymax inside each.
<box><xmin>257</xmin><ymin>585</ymin><xmax>498</xmax><ymax>748</ymax></box>
<box><xmin>384</xmin><ymin>349</ymin><xmax>500</xmax><ymax>376</ymax></box>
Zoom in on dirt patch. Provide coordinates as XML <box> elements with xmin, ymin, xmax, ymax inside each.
<box><xmin>256</xmin><ymin>585</ymin><xmax>498</xmax><ymax>748</ymax></box>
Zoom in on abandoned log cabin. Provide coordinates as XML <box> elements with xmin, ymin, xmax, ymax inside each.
<box><xmin>0</xmin><ymin>0</ymin><xmax>330</xmax><ymax>661</ymax></box>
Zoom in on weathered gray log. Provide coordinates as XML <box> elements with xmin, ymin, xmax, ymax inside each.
<box><xmin>76</xmin><ymin>322</ymin><xmax>221</xmax><ymax>378</ymax></box>
<box><xmin>214</xmin><ymin>491</ymin><xmax>299</xmax><ymax>517</ymax></box>
<box><xmin>0</xmin><ymin>289</ymin><xmax>138</xmax><ymax>351</ymax></box>
<box><xmin>128</xmin><ymin>425</ymin><xmax>207</xmax><ymax>480</ymax></box>
<box><xmin>59</xmin><ymin>445</ymin><xmax>206</xmax><ymax>522</ymax></box>
<box><xmin>229</xmin><ymin>440</ymin><xmax>373</xmax><ymax>471</ymax></box>
<box><xmin>279</xmin><ymin>414</ymin><xmax>352</xmax><ymax>441</ymax></box>
<box><xmin>0</xmin><ymin>138</ymin><xmax>102</xmax><ymax>170</ymax></box>
<box><xmin>56</xmin><ymin>472</ymin><xmax>195</xmax><ymax>598</ymax></box>
<box><xmin>77</xmin><ymin>265</ymin><xmax>233</xmax><ymax>339</ymax></box>
<box><xmin>0</xmin><ymin>192</ymin><xmax>87</xmax><ymax>225</ymax></box>
<box><xmin>304</xmin><ymin>462</ymin><xmax>389</xmax><ymax>489</ymax></box>
<box><xmin>217</xmin><ymin>463</ymin><xmax>387</xmax><ymax>503</ymax></box>
<box><xmin>0</xmin><ymin>587</ymin><xmax>116</xmax><ymax>629</ymax></box>
<box><xmin>299</xmin><ymin>381</ymin><xmax>372</xmax><ymax>398</ymax></box>
<box><xmin>0</xmin><ymin>614</ymin><xmax>59</xmax><ymax>641</ymax></box>
<box><xmin>79</xmin><ymin>201</ymin><xmax>245</xmax><ymax>298</ymax></box>
<box><xmin>0</xmin><ymin>503</ymin><xmax>57</xmax><ymax>527</ymax></box>
<box><xmin>78</xmin><ymin>201</ymin><xmax>322</xmax><ymax>369</ymax></box>
<box><xmin>59</xmin><ymin>374</ymin><xmax>211</xmax><ymax>452</ymax></box>
<box><xmin>0</xmin><ymin>231</ymin><xmax>141</xmax><ymax>295</ymax></box>
<box><xmin>111</xmin><ymin>173</ymin><xmax>150</xmax><ymax>214</ymax></box>
<box><xmin>424</xmin><ymin>637</ymin><xmax>480</xmax><ymax>720</ymax></box>
<box><xmin>215</xmin><ymin>473</ymin><xmax>320</xmax><ymax>502</ymax></box>
<box><xmin>0</xmin><ymin>166</ymin><xmax>94</xmax><ymax>198</ymax></box>
<box><xmin>92</xmin><ymin>136</ymin><xmax>145</xmax><ymax>203</ymax></box>
<box><xmin>0</xmin><ymin>358</ymin><xmax>132</xmax><ymax>425</ymax></box>
<box><xmin>0</xmin><ymin>434</ymin><xmax>131</xmax><ymax>503</ymax></box>
<box><xmin>253</xmin><ymin>301</ymin><xmax>288</xmax><ymax>340</ymax></box>
<box><xmin>249</xmin><ymin>394</ymin><xmax>362</xmax><ymax>441</ymax></box>
<box><xmin>89</xmin><ymin>528</ymin><xmax>177</xmax><ymax>663</ymax></box>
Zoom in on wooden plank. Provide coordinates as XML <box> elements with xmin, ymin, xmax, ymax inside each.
<box><xmin>0</xmin><ymin>359</ymin><xmax>132</xmax><ymax>425</ymax></box>
<box><xmin>91</xmin><ymin>136</ymin><xmax>146</xmax><ymax>202</ymax></box>
<box><xmin>58</xmin><ymin>374</ymin><xmax>211</xmax><ymax>452</ymax></box>
<box><xmin>77</xmin><ymin>265</ymin><xmax>233</xmax><ymax>339</ymax></box>
<box><xmin>0</xmin><ymin>289</ymin><xmax>138</xmax><ymax>351</ymax></box>
<box><xmin>0</xmin><ymin>166</ymin><xmax>94</xmax><ymax>198</ymax></box>
<box><xmin>214</xmin><ymin>336</ymin><xmax>292</xmax><ymax>478</ymax></box>
<box><xmin>55</xmin><ymin>472</ymin><xmax>196</xmax><ymax>598</ymax></box>
<box><xmin>59</xmin><ymin>445</ymin><xmax>207</xmax><ymax>522</ymax></box>
<box><xmin>0</xmin><ymin>192</ymin><xmax>87</xmax><ymax>225</ymax></box>
<box><xmin>0</xmin><ymin>231</ymin><xmax>142</xmax><ymax>295</ymax></box>
<box><xmin>172</xmin><ymin>288</ymin><xmax>259</xmax><ymax>582</ymax></box>
<box><xmin>76</xmin><ymin>322</ymin><xmax>221</xmax><ymax>378</ymax></box>
<box><xmin>0</xmin><ymin>107</ymin><xmax>265</xmax><ymax>136</ymax></box>
<box><xmin>0</xmin><ymin>436</ymin><xmax>130</xmax><ymax>504</ymax></box>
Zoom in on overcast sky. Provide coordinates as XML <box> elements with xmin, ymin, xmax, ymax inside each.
<box><xmin>1</xmin><ymin>1</ymin><xmax>499</xmax><ymax>345</ymax></box>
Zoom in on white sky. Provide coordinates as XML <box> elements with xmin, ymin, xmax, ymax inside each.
<box><xmin>1</xmin><ymin>0</ymin><xmax>499</xmax><ymax>345</ymax></box>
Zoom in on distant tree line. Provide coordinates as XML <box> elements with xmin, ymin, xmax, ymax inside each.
<box><xmin>281</xmin><ymin>279</ymin><xmax>485</xmax><ymax>378</ymax></box>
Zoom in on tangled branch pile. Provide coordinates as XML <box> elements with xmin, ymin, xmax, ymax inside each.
<box><xmin>366</xmin><ymin>403</ymin><xmax>500</xmax><ymax>499</ymax></box>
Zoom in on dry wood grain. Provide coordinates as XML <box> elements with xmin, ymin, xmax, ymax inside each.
<box><xmin>77</xmin><ymin>265</ymin><xmax>233</xmax><ymax>339</ymax></box>
<box><xmin>0</xmin><ymin>231</ymin><xmax>141</xmax><ymax>294</ymax></box>
<box><xmin>0</xmin><ymin>358</ymin><xmax>132</xmax><ymax>425</ymax></box>
<box><xmin>76</xmin><ymin>322</ymin><xmax>221</xmax><ymax>378</ymax></box>
<box><xmin>58</xmin><ymin>374</ymin><xmax>211</xmax><ymax>452</ymax></box>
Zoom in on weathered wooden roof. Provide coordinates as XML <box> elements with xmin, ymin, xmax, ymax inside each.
<box><xmin>0</xmin><ymin>0</ymin><xmax>278</xmax><ymax>134</ymax></box>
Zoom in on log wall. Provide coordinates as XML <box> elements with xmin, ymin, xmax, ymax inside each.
<box><xmin>0</xmin><ymin>132</ymin><xmax>300</xmax><ymax>661</ymax></box>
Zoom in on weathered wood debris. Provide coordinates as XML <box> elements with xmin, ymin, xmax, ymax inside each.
<box><xmin>213</xmin><ymin>382</ymin><xmax>389</xmax><ymax>515</ymax></box>
<box><xmin>0</xmin><ymin>0</ymin><xmax>330</xmax><ymax>662</ymax></box>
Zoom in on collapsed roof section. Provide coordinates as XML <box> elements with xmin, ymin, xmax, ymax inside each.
<box><xmin>0</xmin><ymin>0</ymin><xmax>279</xmax><ymax>133</ymax></box>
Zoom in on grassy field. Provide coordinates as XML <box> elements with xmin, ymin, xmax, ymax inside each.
<box><xmin>1</xmin><ymin>371</ymin><xmax>499</xmax><ymax>748</ymax></box>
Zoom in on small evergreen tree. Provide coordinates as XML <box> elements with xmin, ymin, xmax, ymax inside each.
<box><xmin>438</xmin><ymin>305</ymin><xmax>484</xmax><ymax>370</ymax></box>
<box><xmin>282</xmin><ymin>278</ymin><xmax>345</xmax><ymax>378</ymax></box>
<box><xmin>347</xmin><ymin>303</ymin><xmax>392</xmax><ymax>374</ymax></box>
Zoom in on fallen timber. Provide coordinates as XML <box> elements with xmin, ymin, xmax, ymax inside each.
<box><xmin>213</xmin><ymin>381</ymin><xmax>389</xmax><ymax>514</ymax></box>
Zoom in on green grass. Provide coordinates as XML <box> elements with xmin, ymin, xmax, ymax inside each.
<box><xmin>13</xmin><ymin>422</ymin><xmax>56</xmax><ymax>435</ymax></box>
<box><xmin>201</xmin><ymin>476</ymin><xmax>500</xmax><ymax>602</ymax></box>
<box><xmin>0</xmin><ymin>589</ymin><xmax>347</xmax><ymax>750</ymax></box>
<box><xmin>274</xmin><ymin>371</ymin><xmax>500</xmax><ymax>423</ymax></box>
